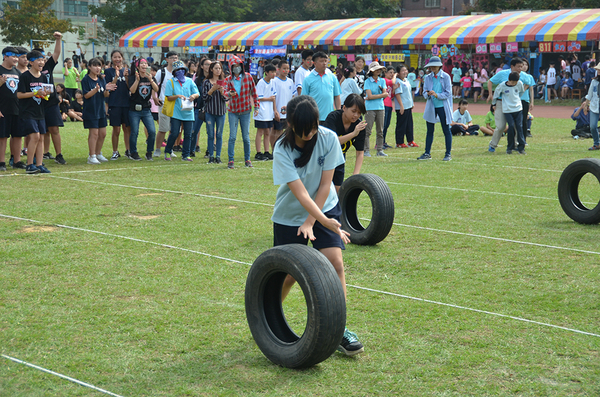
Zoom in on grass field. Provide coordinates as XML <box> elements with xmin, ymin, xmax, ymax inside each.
<box><xmin>1</xmin><ymin>110</ymin><xmax>600</xmax><ymax>396</ymax></box>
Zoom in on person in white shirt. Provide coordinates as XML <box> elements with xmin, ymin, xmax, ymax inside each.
<box><xmin>492</xmin><ymin>72</ymin><xmax>526</xmax><ymax>154</ymax></box>
<box><xmin>450</xmin><ymin>100</ymin><xmax>479</xmax><ymax>136</ymax></box>
<box><xmin>546</xmin><ymin>62</ymin><xmax>557</xmax><ymax>102</ymax></box>
<box><xmin>294</xmin><ymin>49</ymin><xmax>313</xmax><ymax>96</ymax></box>
<box><xmin>271</xmin><ymin>59</ymin><xmax>296</xmax><ymax>147</ymax></box>
<box><xmin>254</xmin><ymin>63</ymin><xmax>277</xmax><ymax>161</ymax></box>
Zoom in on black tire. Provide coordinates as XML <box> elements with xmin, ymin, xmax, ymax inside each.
<box><xmin>245</xmin><ymin>244</ymin><xmax>346</xmax><ymax>368</ymax></box>
<box><xmin>558</xmin><ymin>158</ymin><xmax>600</xmax><ymax>224</ymax></box>
<box><xmin>338</xmin><ymin>173</ymin><xmax>395</xmax><ymax>245</ymax></box>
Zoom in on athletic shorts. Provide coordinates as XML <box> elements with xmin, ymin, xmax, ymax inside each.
<box><xmin>0</xmin><ymin>114</ymin><xmax>21</xmax><ymax>138</ymax></box>
<box><xmin>152</xmin><ymin>112</ymin><xmax>158</xmax><ymax>121</ymax></box>
<box><xmin>273</xmin><ymin>203</ymin><xmax>345</xmax><ymax>250</ymax></box>
<box><xmin>44</xmin><ymin>104</ymin><xmax>64</xmax><ymax>128</ymax></box>
<box><xmin>472</xmin><ymin>87</ymin><xmax>482</xmax><ymax>93</ymax></box>
<box><xmin>273</xmin><ymin>119</ymin><xmax>288</xmax><ymax>131</ymax></box>
<box><xmin>20</xmin><ymin>118</ymin><xmax>46</xmax><ymax>135</ymax></box>
<box><xmin>158</xmin><ymin>106</ymin><xmax>171</xmax><ymax>132</ymax></box>
<box><xmin>452</xmin><ymin>82</ymin><xmax>461</xmax><ymax>87</ymax></box>
<box><xmin>333</xmin><ymin>163</ymin><xmax>345</xmax><ymax>187</ymax></box>
<box><xmin>83</xmin><ymin>117</ymin><xmax>107</xmax><ymax>129</ymax></box>
<box><xmin>108</xmin><ymin>106</ymin><xmax>130</xmax><ymax>127</ymax></box>
<box><xmin>255</xmin><ymin>120</ymin><xmax>274</xmax><ymax>129</ymax></box>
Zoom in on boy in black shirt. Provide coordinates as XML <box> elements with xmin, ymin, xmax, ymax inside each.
<box><xmin>0</xmin><ymin>47</ymin><xmax>21</xmax><ymax>171</ymax></box>
<box><xmin>17</xmin><ymin>50</ymin><xmax>51</xmax><ymax>174</ymax></box>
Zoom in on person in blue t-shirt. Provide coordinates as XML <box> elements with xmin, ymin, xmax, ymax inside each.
<box><xmin>271</xmin><ymin>94</ymin><xmax>363</xmax><ymax>357</ymax></box>
<box><xmin>363</xmin><ymin>61</ymin><xmax>388</xmax><ymax>157</ymax></box>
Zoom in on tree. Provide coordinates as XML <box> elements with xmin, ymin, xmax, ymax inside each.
<box><xmin>473</xmin><ymin>0</ymin><xmax>599</xmax><ymax>14</ymax></box>
<box><xmin>0</xmin><ymin>0</ymin><xmax>75</xmax><ymax>46</ymax></box>
<box><xmin>89</xmin><ymin>0</ymin><xmax>253</xmax><ymax>37</ymax></box>
<box><xmin>246</xmin><ymin>0</ymin><xmax>396</xmax><ymax>21</ymax></box>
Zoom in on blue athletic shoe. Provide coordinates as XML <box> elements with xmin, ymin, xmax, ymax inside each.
<box><xmin>488</xmin><ymin>145</ymin><xmax>495</xmax><ymax>153</ymax></box>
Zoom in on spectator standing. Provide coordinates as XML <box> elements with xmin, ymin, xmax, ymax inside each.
<box><xmin>294</xmin><ymin>49</ymin><xmax>313</xmax><ymax>96</ymax></box>
<box><xmin>362</xmin><ymin>61</ymin><xmax>388</xmax><ymax>157</ymax></box>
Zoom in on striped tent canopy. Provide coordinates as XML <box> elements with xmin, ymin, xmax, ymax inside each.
<box><xmin>119</xmin><ymin>8</ymin><xmax>600</xmax><ymax>48</ymax></box>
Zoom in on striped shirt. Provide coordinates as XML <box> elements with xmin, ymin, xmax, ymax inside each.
<box><xmin>202</xmin><ymin>79</ymin><xmax>227</xmax><ymax>116</ymax></box>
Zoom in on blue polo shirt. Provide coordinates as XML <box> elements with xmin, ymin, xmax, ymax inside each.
<box><xmin>364</xmin><ymin>76</ymin><xmax>386</xmax><ymax>111</ymax></box>
<box><xmin>432</xmin><ymin>75</ymin><xmax>444</xmax><ymax>108</ymax></box>
<box><xmin>302</xmin><ymin>69</ymin><xmax>341</xmax><ymax>121</ymax></box>
<box><xmin>490</xmin><ymin>69</ymin><xmax>529</xmax><ymax>100</ymax></box>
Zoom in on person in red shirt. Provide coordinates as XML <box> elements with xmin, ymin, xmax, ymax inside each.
<box><xmin>226</xmin><ymin>56</ymin><xmax>259</xmax><ymax>169</ymax></box>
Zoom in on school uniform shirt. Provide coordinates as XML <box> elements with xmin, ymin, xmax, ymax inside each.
<box><xmin>585</xmin><ymin>68</ymin><xmax>596</xmax><ymax>85</ymax></box>
<box><xmin>302</xmin><ymin>69</ymin><xmax>341</xmax><ymax>121</ymax></box>
<box><xmin>323</xmin><ymin>109</ymin><xmax>365</xmax><ymax>154</ymax></box>
<box><xmin>489</xmin><ymin>69</ymin><xmax>530</xmax><ymax>100</ymax></box>
<box><xmin>452</xmin><ymin>109</ymin><xmax>472</xmax><ymax>124</ymax></box>
<box><xmin>42</xmin><ymin>57</ymin><xmax>60</xmax><ymax>108</ymax></box>
<box><xmin>451</xmin><ymin>67</ymin><xmax>462</xmax><ymax>83</ymax></box>
<box><xmin>492</xmin><ymin>81</ymin><xmax>525</xmax><ymax>113</ymax></box>
<box><xmin>271</xmin><ymin>127</ymin><xmax>344</xmax><ymax>227</ymax></box>
<box><xmin>155</xmin><ymin>68</ymin><xmax>173</xmax><ymax>102</ymax></box>
<box><xmin>255</xmin><ymin>78</ymin><xmax>277</xmax><ymax>121</ymax></box>
<box><xmin>519</xmin><ymin>72</ymin><xmax>536</xmax><ymax>103</ymax></box>
<box><xmin>547</xmin><ymin>67</ymin><xmax>557</xmax><ymax>86</ymax></box>
<box><xmin>0</xmin><ymin>65</ymin><xmax>20</xmax><ymax>116</ymax></box>
<box><xmin>81</xmin><ymin>74</ymin><xmax>107</xmax><ymax>121</ymax></box>
<box><xmin>484</xmin><ymin>111</ymin><xmax>496</xmax><ymax>129</ymax></box>
<box><xmin>393</xmin><ymin>78</ymin><xmax>413</xmax><ymax>110</ymax></box>
<box><xmin>422</xmin><ymin>70</ymin><xmax>453</xmax><ymax>125</ymax></box>
<box><xmin>63</xmin><ymin>66</ymin><xmax>79</xmax><ymax>89</ymax></box>
<box><xmin>272</xmin><ymin>76</ymin><xmax>295</xmax><ymax>120</ymax></box>
<box><xmin>17</xmin><ymin>71</ymin><xmax>46</xmax><ymax>120</ymax></box>
<box><xmin>572</xmin><ymin>64</ymin><xmax>582</xmax><ymax>82</ymax></box>
<box><xmin>586</xmin><ymin>80</ymin><xmax>599</xmax><ymax>114</ymax></box>
<box><xmin>201</xmin><ymin>79</ymin><xmax>227</xmax><ymax>116</ymax></box>
<box><xmin>71</xmin><ymin>98</ymin><xmax>84</xmax><ymax>113</ymax></box>
<box><xmin>407</xmin><ymin>72</ymin><xmax>417</xmax><ymax>89</ymax></box>
<box><xmin>340</xmin><ymin>78</ymin><xmax>362</xmax><ymax>104</ymax></box>
<box><xmin>364</xmin><ymin>76</ymin><xmax>386</xmax><ymax>111</ymax></box>
<box><xmin>294</xmin><ymin>65</ymin><xmax>311</xmax><ymax>92</ymax></box>
<box><xmin>164</xmin><ymin>77</ymin><xmax>199</xmax><ymax>121</ymax></box>
<box><xmin>128</xmin><ymin>75</ymin><xmax>156</xmax><ymax>110</ymax></box>
<box><xmin>104</xmin><ymin>67</ymin><xmax>131</xmax><ymax>108</ymax></box>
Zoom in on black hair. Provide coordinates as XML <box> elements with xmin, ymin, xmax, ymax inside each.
<box><xmin>458</xmin><ymin>99</ymin><xmax>469</xmax><ymax>106</ymax></box>
<box><xmin>280</xmin><ymin>95</ymin><xmax>320</xmax><ymax>168</ymax></box>
<box><xmin>301</xmin><ymin>49</ymin><xmax>314</xmax><ymax>61</ymax></box>
<box><xmin>581</xmin><ymin>97</ymin><xmax>587</xmax><ymax>104</ymax></box>
<box><xmin>74</xmin><ymin>89</ymin><xmax>83</xmax><ymax>97</ymax></box>
<box><xmin>549</xmin><ymin>61</ymin><xmax>555</xmax><ymax>66</ymax></box>
<box><xmin>491</xmin><ymin>62</ymin><xmax>497</xmax><ymax>68</ymax></box>
<box><xmin>508</xmin><ymin>71</ymin><xmax>520</xmax><ymax>82</ymax></box>
<box><xmin>386</xmin><ymin>66</ymin><xmax>395</xmax><ymax>73</ymax></box>
<box><xmin>355</xmin><ymin>56</ymin><xmax>364</xmax><ymax>63</ymax></box>
<box><xmin>489</xmin><ymin>104</ymin><xmax>495</xmax><ymax>113</ymax></box>
<box><xmin>2</xmin><ymin>46</ymin><xmax>18</xmax><ymax>55</ymax></box>
<box><xmin>64</xmin><ymin>57</ymin><xmax>72</xmax><ymax>63</ymax></box>
<box><xmin>151</xmin><ymin>64</ymin><xmax>159</xmax><ymax>72</ymax></box>
<box><xmin>207</xmin><ymin>61</ymin><xmax>222</xmax><ymax>80</ymax></box>
<box><xmin>510</xmin><ymin>58</ymin><xmax>523</xmax><ymax>67</ymax></box>
<box><xmin>27</xmin><ymin>50</ymin><xmax>43</xmax><ymax>61</ymax></box>
<box><xmin>264</xmin><ymin>64</ymin><xmax>276</xmax><ymax>73</ymax></box>
<box><xmin>343</xmin><ymin>93</ymin><xmax>366</xmax><ymax>114</ymax></box>
<box><xmin>408</xmin><ymin>67</ymin><xmax>415</xmax><ymax>73</ymax></box>
<box><xmin>277</xmin><ymin>59</ymin><xmax>288</xmax><ymax>67</ymax></box>
<box><xmin>343</xmin><ymin>66</ymin><xmax>355</xmax><ymax>78</ymax></box>
<box><xmin>312</xmin><ymin>51</ymin><xmax>328</xmax><ymax>62</ymax></box>
<box><xmin>88</xmin><ymin>57</ymin><xmax>103</xmax><ymax>67</ymax></box>
<box><xmin>396</xmin><ymin>64</ymin><xmax>407</xmax><ymax>74</ymax></box>
<box><xmin>166</xmin><ymin>51</ymin><xmax>177</xmax><ymax>59</ymax></box>
<box><xmin>110</xmin><ymin>49</ymin><xmax>123</xmax><ymax>59</ymax></box>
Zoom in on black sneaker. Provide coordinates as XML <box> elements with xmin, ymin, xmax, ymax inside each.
<box><xmin>215</xmin><ymin>157</ymin><xmax>222</xmax><ymax>164</ymax></box>
<box><xmin>125</xmin><ymin>150</ymin><xmax>133</xmax><ymax>159</ymax></box>
<box><xmin>264</xmin><ymin>151</ymin><xmax>273</xmax><ymax>160</ymax></box>
<box><xmin>337</xmin><ymin>328</ymin><xmax>364</xmax><ymax>356</ymax></box>
<box><xmin>55</xmin><ymin>153</ymin><xmax>67</xmax><ymax>165</ymax></box>
<box><xmin>204</xmin><ymin>150</ymin><xmax>210</xmax><ymax>159</ymax></box>
<box><xmin>0</xmin><ymin>162</ymin><xmax>6</xmax><ymax>171</ymax></box>
<box><xmin>195</xmin><ymin>145</ymin><xmax>200</xmax><ymax>152</ymax></box>
<box><xmin>145</xmin><ymin>152</ymin><xmax>153</xmax><ymax>161</ymax></box>
<box><xmin>130</xmin><ymin>152</ymin><xmax>142</xmax><ymax>161</ymax></box>
<box><xmin>43</xmin><ymin>152</ymin><xmax>55</xmax><ymax>160</ymax></box>
<box><xmin>12</xmin><ymin>161</ymin><xmax>26</xmax><ymax>169</ymax></box>
<box><xmin>208</xmin><ymin>156</ymin><xmax>215</xmax><ymax>164</ymax></box>
<box><xmin>21</xmin><ymin>148</ymin><xmax>27</xmax><ymax>156</ymax></box>
<box><xmin>255</xmin><ymin>152</ymin><xmax>264</xmax><ymax>160</ymax></box>
<box><xmin>173</xmin><ymin>145</ymin><xmax>182</xmax><ymax>152</ymax></box>
<box><xmin>9</xmin><ymin>155</ymin><xmax>13</xmax><ymax>167</ymax></box>
<box><xmin>190</xmin><ymin>151</ymin><xmax>195</xmax><ymax>157</ymax></box>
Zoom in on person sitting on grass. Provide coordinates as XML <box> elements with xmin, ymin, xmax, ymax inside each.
<box><xmin>272</xmin><ymin>95</ymin><xmax>363</xmax><ymax>357</ymax></box>
<box><xmin>571</xmin><ymin>98</ymin><xmax>592</xmax><ymax>139</ymax></box>
<box><xmin>450</xmin><ymin>99</ymin><xmax>479</xmax><ymax>136</ymax></box>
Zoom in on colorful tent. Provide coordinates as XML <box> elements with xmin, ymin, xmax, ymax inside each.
<box><xmin>119</xmin><ymin>9</ymin><xmax>600</xmax><ymax>48</ymax></box>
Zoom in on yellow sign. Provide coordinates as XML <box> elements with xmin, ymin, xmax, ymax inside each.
<box><xmin>379</xmin><ymin>53</ymin><xmax>405</xmax><ymax>62</ymax></box>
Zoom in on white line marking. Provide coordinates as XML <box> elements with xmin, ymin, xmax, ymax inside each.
<box><xmin>2</xmin><ymin>213</ymin><xmax>598</xmax><ymax>339</ymax></box>
<box><xmin>1</xmin><ymin>354</ymin><xmax>125</xmax><ymax>397</ymax></box>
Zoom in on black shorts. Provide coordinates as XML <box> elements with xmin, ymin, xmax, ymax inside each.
<box><xmin>20</xmin><ymin>118</ymin><xmax>46</xmax><ymax>135</ymax></box>
<box><xmin>273</xmin><ymin>119</ymin><xmax>288</xmax><ymax>131</ymax></box>
<box><xmin>255</xmin><ymin>120</ymin><xmax>273</xmax><ymax>129</ymax></box>
<box><xmin>108</xmin><ymin>106</ymin><xmax>130</xmax><ymax>127</ymax></box>
<box><xmin>152</xmin><ymin>112</ymin><xmax>158</xmax><ymax>121</ymax></box>
<box><xmin>0</xmin><ymin>114</ymin><xmax>21</xmax><ymax>138</ymax></box>
<box><xmin>273</xmin><ymin>203</ymin><xmax>345</xmax><ymax>250</ymax></box>
<box><xmin>472</xmin><ymin>87</ymin><xmax>482</xmax><ymax>93</ymax></box>
<box><xmin>44</xmin><ymin>104</ymin><xmax>64</xmax><ymax>128</ymax></box>
<box><xmin>452</xmin><ymin>82</ymin><xmax>461</xmax><ymax>87</ymax></box>
<box><xmin>333</xmin><ymin>163</ymin><xmax>345</xmax><ymax>187</ymax></box>
<box><xmin>83</xmin><ymin>117</ymin><xmax>107</xmax><ymax>129</ymax></box>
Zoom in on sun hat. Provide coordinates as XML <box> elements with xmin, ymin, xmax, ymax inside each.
<box><xmin>424</xmin><ymin>56</ymin><xmax>443</xmax><ymax>68</ymax></box>
<box><xmin>367</xmin><ymin>61</ymin><xmax>386</xmax><ymax>75</ymax></box>
<box><xmin>594</xmin><ymin>63</ymin><xmax>600</xmax><ymax>70</ymax></box>
<box><xmin>172</xmin><ymin>60</ymin><xmax>188</xmax><ymax>72</ymax></box>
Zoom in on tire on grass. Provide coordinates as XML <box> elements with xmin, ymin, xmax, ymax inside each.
<box><xmin>245</xmin><ymin>244</ymin><xmax>346</xmax><ymax>369</ymax></box>
<box><xmin>338</xmin><ymin>173</ymin><xmax>395</xmax><ymax>245</ymax></box>
<box><xmin>558</xmin><ymin>158</ymin><xmax>600</xmax><ymax>224</ymax></box>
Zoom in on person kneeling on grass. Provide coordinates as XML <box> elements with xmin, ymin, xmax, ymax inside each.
<box><xmin>451</xmin><ymin>99</ymin><xmax>480</xmax><ymax>136</ymax></box>
<box><xmin>272</xmin><ymin>95</ymin><xmax>364</xmax><ymax>356</ymax></box>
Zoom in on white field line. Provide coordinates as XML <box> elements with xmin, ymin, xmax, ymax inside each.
<box><xmin>1</xmin><ymin>354</ymin><xmax>124</xmax><ymax>397</ymax></box>
<box><xmin>1</xmin><ymin>213</ymin><xmax>599</xmax><ymax>339</ymax></box>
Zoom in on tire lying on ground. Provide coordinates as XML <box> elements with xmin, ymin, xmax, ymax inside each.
<box><xmin>558</xmin><ymin>158</ymin><xmax>600</xmax><ymax>224</ymax></box>
<box><xmin>245</xmin><ymin>244</ymin><xmax>346</xmax><ymax>369</ymax></box>
<box><xmin>338</xmin><ymin>173</ymin><xmax>395</xmax><ymax>245</ymax></box>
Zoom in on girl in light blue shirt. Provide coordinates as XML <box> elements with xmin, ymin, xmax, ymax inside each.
<box><xmin>340</xmin><ymin>67</ymin><xmax>362</xmax><ymax>104</ymax></box>
<box><xmin>585</xmin><ymin>70</ymin><xmax>600</xmax><ymax>150</ymax></box>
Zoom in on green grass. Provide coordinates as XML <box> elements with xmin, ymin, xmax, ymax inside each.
<box><xmin>1</xmin><ymin>113</ymin><xmax>600</xmax><ymax>396</ymax></box>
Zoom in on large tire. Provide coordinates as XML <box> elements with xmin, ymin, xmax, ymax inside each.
<box><xmin>245</xmin><ymin>244</ymin><xmax>346</xmax><ymax>368</ymax></box>
<box><xmin>558</xmin><ymin>158</ymin><xmax>600</xmax><ymax>224</ymax></box>
<box><xmin>338</xmin><ymin>173</ymin><xmax>395</xmax><ymax>245</ymax></box>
